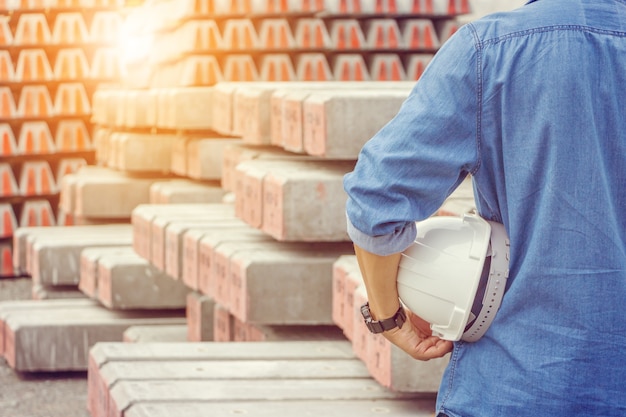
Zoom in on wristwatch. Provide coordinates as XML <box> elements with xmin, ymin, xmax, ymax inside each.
<box><xmin>360</xmin><ymin>302</ymin><xmax>406</xmax><ymax>334</ymax></box>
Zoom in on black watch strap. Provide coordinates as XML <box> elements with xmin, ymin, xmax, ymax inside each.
<box><xmin>360</xmin><ymin>302</ymin><xmax>406</xmax><ymax>334</ymax></box>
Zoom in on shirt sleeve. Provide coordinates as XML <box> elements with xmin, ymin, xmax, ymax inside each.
<box><xmin>343</xmin><ymin>24</ymin><xmax>481</xmax><ymax>256</ymax></box>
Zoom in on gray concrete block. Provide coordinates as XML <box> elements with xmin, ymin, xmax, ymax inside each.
<box><xmin>96</xmin><ymin>252</ymin><xmax>189</xmax><ymax>310</ymax></box>
<box><xmin>232</xmin><ymin>321</ymin><xmax>346</xmax><ymax>343</ymax></box>
<box><xmin>185</xmin><ymin>291</ymin><xmax>214</xmax><ymax>342</ymax></box>
<box><xmin>268</xmin><ymin>81</ymin><xmax>414</xmax><ymax>150</ymax></box>
<box><xmin>89</xmin><ymin>340</ymin><xmax>356</xmax><ymax>365</ymax></box>
<box><xmin>233</xmin><ymin>159</ymin><xmax>305</xmax><ymax>229</ymax></box>
<box><xmin>74</xmin><ymin>170</ymin><xmax>168</xmax><ymax>218</ymax></box>
<box><xmin>124</xmin><ymin>400</ymin><xmax>436</xmax><ymax>417</ymax></box>
<box><xmin>260</xmin><ymin>160</ymin><xmax>354</xmax><ymax>241</ymax></box>
<box><xmin>181</xmin><ymin>224</ymin><xmax>254</xmax><ymax>290</ymax></box>
<box><xmin>29</xmin><ymin>225</ymin><xmax>134</xmax><ymax>286</ymax></box>
<box><xmin>160</xmin><ymin>87</ymin><xmax>215</xmax><ymax>130</ymax></box>
<box><xmin>31</xmin><ymin>284</ymin><xmax>87</xmax><ymax>300</ymax></box>
<box><xmin>221</xmin><ymin>143</ymin><xmax>321</xmax><ymax>192</ymax></box>
<box><xmin>0</xmin><ymin>298</ymin><xmax>97</xmax><ymax>357</ymax></box>
<box><xmin>123</xmin><ymin>325</ymin><xmax>188</xmax><ymax>343</ymax></box>
<box><xmin>4</xmin><ymin>300</ymin><xmax>185</xmax><ymax>371</ymax></box>
<box><xmin>227</xmin><ymin>243</ymin><xmax>353</xmax><ymax>325</ymax></box>
<box><xmin>88</xmin><ymin>339</ymin><xmax>359</xmax><ymax>417</ymax></box>
<box><xmin>131</xmin><ymin>204</ymin><xmax>221</xmax><ymax>260</ymax></box>
<box><xmin>332</xmin><ymin>255</ymin><xmax>361</xmax><ymax>339</ymax></box>
<box><xmin>164</xmin><ymin>219</ymin><xmax>246</xmax><ymax>280</ymax></box>
<box><xmin>123</xmin><ymin>90</ymin><xmax>152</xmax><ymax>129</ymax></box>
<box><xmin>185</xmin><ymin>137</ymin><xmax>243</xmax><ymax>180</ymax></box>
<box><xmin>301</xmin><ymin>90</ymin><xmax>409</xmax><ymax>159</ymax></box>
<box><xmin>79</xmin><ymin>246</ymin><xmax>135</xmax><ymax>299</ymax></box>
<box><xmin>149</xmin><ymin>204</ymin><xmax>236</xmax><ymax>270</ymax></box>
<box><xmin>196</xmin><ymin>229</ymin><xmax>274</xmax><ymax>297</ymax></box>
<box><xmin>109</xmin><ymin>378</ymin><xmax>420</xmax><ymax>417</ymax></box>
<box><xmin>112</xmin><ymin>133</ymin><xmax>176</xmax><ymax>174</ymax></box>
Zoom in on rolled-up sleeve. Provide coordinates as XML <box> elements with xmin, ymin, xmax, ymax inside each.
<box><xmin>343</xmin><ymin>24</ymin><xmax>481</xmax><ymax>255</ymax></box>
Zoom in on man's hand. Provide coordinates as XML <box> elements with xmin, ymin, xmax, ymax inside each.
<box><xmin>383</xmin><ymin>308</ymin><xmax>453</xmax><ymax>361</ymax></box>
<box><xmin>352</xmin><ymin>243</ymin><xmax>453</xmax><ymax>360</ymax></box>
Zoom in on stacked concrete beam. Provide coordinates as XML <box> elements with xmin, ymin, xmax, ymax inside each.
<box><xmin>226</xmin><ymin>242</ymin><xmax>354</xmax><ymax>325</ymax></box>
<box><xmin>25</xmin><ymin>224</ymin><xmax>133</xmax><ymax>286</ymax></box>
<box><xmin>0</xmin><ymin>298</ymin><xmax>185</xmax><ymax>372</ymax></box>
<box><xmin>96</xmin><ymin>251</ymin><xmax>189</xmax><ymax>310</ymax></box>
<box><xmin>123</xmin><ymin>325</ymin><xmax>188</xmax><ymax>343</ymax></box>
<box><xmin>181</xmin><ymin>224</ymin><xmax>260</xmax><ymax>291</ymax></box>
<box><xmin>87</xmin><ymin>340</ymin><xmax>436</xmax><ymax>417</ymax></box>
<box><xmin>147</xmin><ymin>204</ymin><xmax>236</xmax><ymax>271</ymax></box>
<box><xmin>221</xmin><ymin>143</ymin><xmax>325</xmax><ymax>194</ymax></box>
<box><xmin>163</xmin><ymin>216</ymin><xmax>246</xmax><ymax>281</ymax></box>
<box><xmin>233</xmin><ymin>158</ymin><xmax>354</xmax><ymax>241</ymax></box>
<box><xmin>130</xmin><ymin>204</ymin><xmax>225</xmax><ymax>261</ymax></box>
<box><xmin>148</xmin><ymin>179</ymin><xmax>226</xmax><ymax>205</ymax></box>
<box><xmin>79</xmin><ymin>246</ymin><xmax>135</xmax><ymax>299</ymax></box>
<box><xmin>185</xmin><ymin>291</ymin><xmax>215</xmax><ymax>342</ymax></box>
<box><xmin>195</xmin><ymin>227</ymin><xmax>274</xmax><ymax>298</ymax></box>
<box><xmin>301</xmin><ymin>89</ymin><xmax>409</xmax><ymax>159</ymax></box>
<box><xmin>60</xmin><ymin>166</ymin><xmax>171</xmax><ymax>222</ymax></box>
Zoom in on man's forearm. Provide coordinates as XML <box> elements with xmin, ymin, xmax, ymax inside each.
<box><xmin>353</xmin><ymin>244</ymin><xmax>403</xmax><ymax>321</ymax></box>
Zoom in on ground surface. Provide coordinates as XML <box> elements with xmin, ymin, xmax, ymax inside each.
<box><xmin>0</xmin><ymin>277</ymin><xmax>91</xmax><ymax>417</ymax></box>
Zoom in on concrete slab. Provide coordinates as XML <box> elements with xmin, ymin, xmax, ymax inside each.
<box><xmin>103</xmin><ymin>358</ymin><xmax>373</xmax><ymax>417</ymax></box>
<box><xmin>207</xmin><ymin>239</ymin><xmax>295</xmax><ymax>306</ymax></box>
<box><xmin>160</xmin><ymin>87</ymin><xmax>215</xmax><ymax>131</ymax></box>
<box><xmin>131</xmin><ymin>204</ymin><xmax>222</xmax><ymax>261</ymax></box>
<box><xmin>14</xmin><ymin>221</ymin><xmax>129</xmax><ymax>275</ymax></box>
<box><xmin>31</xmin><ymin>284</ymin><xmax>87</xmax><ymax>300</ymax></box>
<box><xmin>301</xmin><ymin>90</ymin><xmax>409</xmax><ymax>159</ymax></box>
<box><xmin>88</xmin><ymin>339</ymin><xmax>359</xmax><ymax>417</ymax></box>
<box><xmin>228</xmin><ymin>243</ymin><xmax>354</xmax><ymax>325</ymax></box>
<box><xmin>164</xmin><ymin>219</ymin><xmax>246</xmax><ymax>281</ymax></box>
<box><xmin>261</xmin><ymin>160</ymin><xmax>354</xmax><ymax>241</ymax></box>
<box><xmin>342</xmin><ymin>266</ymin><xmax>366</xmax><ymax>342</ymax></box>
<box><xmin>124</xmin><ymin>399</ymin><xmax>436</xmax><ymax>417</ymax></box>
<box><xmin>332</xmin><ymin>255</ymin><xmax>361</xmax><ymax>339</ymax></box>
<box><xmin>232</xmin><ymin>320</ymin><xmax>346</xmax><ymax>343</ymax></box>
<box><xmin>123</xmin><ymin>90</ymin><xmax>152</xmax><ymax>128</ymax></box>
<box><xmin>234</xmin><ymin>159</ymin><xmax>307</xmax><ymax>229</ymax></box>
<box><xmin>73</xmin><ymin>170</ymin><xmax>168</xmax><ymax>219</ymax></box>
<box><xmin>4</xmin><ymin>300</ymin><xmax>185</xmax><ymax>371</ymax></box>
<box><xmin>96</xmin><ymin>252</ymin><xmax>189</xmax><ymax>310</ymax></box>
<box><xmin>185</xmin><ymin>137</ymin><xmax>243</xmax><ymax>181</ymax></box>
<box><xmin>185</xmin><ymin>291</ymin><xmax>214</xmax><ymax>342</ymax></box>
<box><xmin>169</xmin><ymin>136</ymin><xmax>191</xmax><ymax>176</ymax></box>
<box><xmin>149</xmin><ymin>205</ymin><xmax>235</xmax><ymax>270</ymax></box>
<box><xmin>113</xmin><ymin>133</ymin><xmax>176</xmax><ymax>174</ymax></box>
<box><xmin>109</xmin><ymin>378</ymin><xmax>420</xmax><ymax>417</ymax></box>
<box><xmin>181</xmin><ymin>224</ymin><xmax>255</xmax><ymax>291</ymax></box>
<box><xmin>196</xmin><ymin>229</ymin><xmax>274</xmax><ymax>298</ymax></box>
<box><xmin>212</xmin><ymin>302</ymin><xmax>233</xmax><ymax>342</ymax></box>
<box><xmin>0</xmin><ymin>298</ymin><xmax>97</xmax><ymax>357</ymax></box>
<box><xmin>123</xmin><ymin>324</ymin><xmax>188</xmax><ymax>343</ymax></box>
<box><xmin>29</xmin><ymin>227</ymin><xmax>134</xmax><ymax>286</ymax></box>
<box><xmin>267</xmin><ymin>81</ymin><xmax>414</xmax><ymax>149</ymax></box>
<box><xmin>79</xmin><ymin>246</ymin><xmax>135</xmax><ymax>299</ymax></box>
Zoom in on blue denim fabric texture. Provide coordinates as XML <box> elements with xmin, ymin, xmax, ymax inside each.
<box><xmin>343</xmin><ymin>0</ymin><xmax>626</xmax><ymax>416</ymax></box>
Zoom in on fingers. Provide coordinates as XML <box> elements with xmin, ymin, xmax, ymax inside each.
<box><xmin>384</xmin><ymin>320</ymin><xmax>454</xmax><ymax>361</ymax></box>
<box><xmin>413</xmin><ymin>337</ymin><xmax>454</xmax><ymax>361</ymax></box>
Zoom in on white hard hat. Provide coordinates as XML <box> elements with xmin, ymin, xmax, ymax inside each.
<box><xmin>396</xmin><ymin>212</ymin><xmax>510</xmax><ymax>342</ymax></box>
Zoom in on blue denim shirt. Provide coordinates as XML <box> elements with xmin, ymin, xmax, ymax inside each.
<box><xmin>343</xmin><ymin>0</ymin><xmax>626</xmax><ymax>415</ymax></box>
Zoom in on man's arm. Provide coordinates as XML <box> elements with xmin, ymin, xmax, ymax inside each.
<box><xmin>354</xmin><ymin>243</ymin><xmax>453</xmax><ymax>361</ymax></box>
